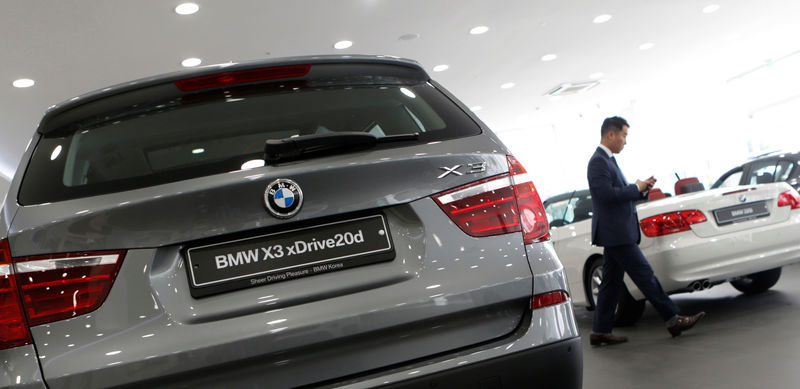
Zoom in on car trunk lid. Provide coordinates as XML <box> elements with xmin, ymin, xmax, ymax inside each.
<box><xmin>637</xmin><ymin>182</ymin><xmax>796</xmax><ymax>238</ymax></box>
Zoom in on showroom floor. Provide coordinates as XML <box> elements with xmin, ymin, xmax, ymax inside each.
<box><xmin>576</xmin><ymin>262</ymin><xmax>800</xmax><ymax>389</ymax></box>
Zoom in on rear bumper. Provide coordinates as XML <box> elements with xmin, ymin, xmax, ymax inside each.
<box><xmin>378</xmin><ymin>337</ymin><xmax>582</xmax><ymax>389</ymax></box>
<box><xmin>632</xmin><ymin>213</ymin><xmax>800</xmax><ymax>297</ymax></box>
<box><xmin>2</xmin><ymin>321</ymin><xmax>582</xmax><ymax>389</ymax></box>
<box><xmin>333</xmin><ymin>300</ymin><xmax>581</xmax><ymax>389</ymax></box>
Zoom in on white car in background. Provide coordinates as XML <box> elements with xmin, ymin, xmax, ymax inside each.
<box><xmin>544</xmin><ymin>182</ymin><xmax>800</xmax><ymax>325</ymax></box>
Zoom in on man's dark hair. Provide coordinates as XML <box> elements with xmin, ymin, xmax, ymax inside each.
<box><xmin>601</xmin><ymin>116</ymin><xmax>629</xmax><ymax>136</ymax></box>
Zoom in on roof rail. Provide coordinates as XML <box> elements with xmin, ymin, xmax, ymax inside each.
<box><xmin>748</xmin><ymin>150</ymin><xmax>784</xmax><ymax>159</ymax></box>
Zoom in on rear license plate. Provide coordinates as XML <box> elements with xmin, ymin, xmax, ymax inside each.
<box><xmin>186</xmin><ymin>215</ymin><xmax>394</xmax><ymax>297</ymax></box>
<box><xmin>713</xmin><ymin>201</ymin><xmax>769</xmax><ymax>226</ymax></box>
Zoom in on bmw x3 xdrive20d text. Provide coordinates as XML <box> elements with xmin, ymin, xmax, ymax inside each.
<box><xmin>1</xmin><ymin>55</ymin><xmax>581</xmax><ymax>388</ymax></box>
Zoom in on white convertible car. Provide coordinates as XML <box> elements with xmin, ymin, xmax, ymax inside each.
<box><xmin>544</xmin><ymin>181</ymin><xmax>800</xmax><ymax>324</ymax></box>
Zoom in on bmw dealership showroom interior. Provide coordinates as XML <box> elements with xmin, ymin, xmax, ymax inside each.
<box><xmin>2</xmin><ymin>1</ymin><xmax>800</xmax><ymax>388</ymax></box>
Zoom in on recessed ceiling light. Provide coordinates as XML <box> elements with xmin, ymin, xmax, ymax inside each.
<box><xmin>702</xmin><ymin>4</ymin><xmax>720</xmax><ymax>14</ymax></box>
<box><xmin>192</xmin><ymin>148</ymin><xmax>205</xmax><ymax>154</ymax></box>
<box><xmin>433</xmin><ymin>64</ymin><xmax>449</xmax><ymax>72</ymax></box>
<box><xmin>593</xmin><ymin>14</ymin><xmax>612</xmax><ymax>24</ymax></box>
<box><xmin>399</xmin><ymin>33</ymin><xmax>420</xmax><ymax>41</ymax></box>
<box><xmin>639</xmin><ymin>42</ymin><xmax>655</xmax><ymax>50</ymax></box>
<box><xmin>12</xmin><ymin>78</ymin><xmax>35</xmax><ymax>88</ymax></box>
<box><xmin>174</xmin><ymin>3</ymin><xmax>199</xmax><ymax>15</ymax></box>
<box><xmin>181</xmin><ymin>57</ymin><xmax>202</xmax><ymax>67</ymax></box>
<box><xmin>470</xmin><ymin>106</ymin><xmax>483</xmax><ymax>112</ymax></box>
<box><xmin>500</xmin><ymin>82</ymin><xmax>515</xmax><ymax>89</ymax></box>
<box><xmin>470</xmin><ymin>26</ymin><xmax>489</xmax><ymax>35</ymax></box>
<box><xmin>334</xmin><ymin>40</ymin><xmax>353</xmax><ymax>49</ymax></box>
<box><xmin>541</xmin><ymin>54</ymin><xmax>558</xmax><ymax>62</ymax></box>
<box><xmin>589</xmin><ymin>72</ymin><xmax>604</xmax><ymax>80</ymax></box>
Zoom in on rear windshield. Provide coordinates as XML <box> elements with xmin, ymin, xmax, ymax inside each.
<box><xmin>19</xmin><ymin>82</ymin><xmax>481</xmax><ymax>204</ymax></box>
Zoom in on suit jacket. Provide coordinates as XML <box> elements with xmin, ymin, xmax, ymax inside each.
<box><xmin>587</xmin><ymin>147</ymin><xmax>646</xmax><ymax>247</ymax></box>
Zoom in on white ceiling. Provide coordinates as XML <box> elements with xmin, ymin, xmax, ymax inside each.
<box><xmin>2</xmin><ymin>0</ymin><xmax>800</xmax><ymax>199</ymax></box>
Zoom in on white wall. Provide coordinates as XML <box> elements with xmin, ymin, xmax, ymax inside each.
<box><xmin>492</xmin><ymin>50</ymin><xmax>800</xmax><ymax>201</ymax></box>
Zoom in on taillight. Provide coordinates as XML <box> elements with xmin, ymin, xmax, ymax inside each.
<box><xmin>679</xmin><ymin>209</ymin><xmax>707</xmax><ymax>224</ymax></box>
<box><xmin>433</xmin><ymin>156</ymin><xmax>549</xmax><ymax>244</ymax></box>
<box><xmin>1</xmin><ymin>239</ymin><xmax>31</xmax><ymax>350</ymax></box>
<box><xmin>508</xmin><ymin>156</ymin><xmax>551</xmax><ymax>244</ymax></box>
<box><xmin>640</xmin><ymin>210</ymin><xmax>707</xmax><ymax>237</ymax></box>
<box><xmin>778</xmin><ymin>189</ymin><xmax>800</xmax><ymax>210</ymax></box>
<box><xmin>174</xmin><ymin>64</ymin><xmax>311</xmax><ymax>91</ymax></box>
<box><xmin>13</xmin><ymin>250</ymin><xmax>125</xmax><ymax>326</ymax></box>
<box><xmin>531</xmin><ymin>290</ymin><xmax>570</xmax><ymax>309</ymax></box>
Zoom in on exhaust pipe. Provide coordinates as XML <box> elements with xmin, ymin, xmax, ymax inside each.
<box><xmin>688</xmin><ymin>279</ymin><xmax>711</xmax><ymax>291</ymax></box>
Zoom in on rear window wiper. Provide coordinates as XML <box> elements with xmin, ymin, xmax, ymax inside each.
<box><xmin>264</xmin><ymin>132</ymin><xmax>419</xmax><ymax>165</ymax></box>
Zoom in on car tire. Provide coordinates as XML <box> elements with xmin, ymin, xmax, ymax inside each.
<box><xmin>730</xmin><ymin>267</ymin><xmax>782</xmax><ymax>294</ymax></box>
<box><xmin>585</xmin><ymin>256</ymin><xmax>646</xmax><ymax>326</ymax></box>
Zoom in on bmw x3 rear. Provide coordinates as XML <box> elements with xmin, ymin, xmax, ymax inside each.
<box><xmin>1</xmin><ymin>55</ymin><xmax>581</xmax><ymax>388</ymax></box>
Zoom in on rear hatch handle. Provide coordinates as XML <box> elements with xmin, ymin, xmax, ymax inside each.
<box><xmin>264</xmin><ymin>132</ymin><xmax>419</xmax><ymax>164</ymax></box>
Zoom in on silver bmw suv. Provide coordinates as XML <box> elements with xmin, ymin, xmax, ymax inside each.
<box><xmin>1</xmin><ymin>55</ymin><xmax>581</xmax><ymax>388</ymax></box>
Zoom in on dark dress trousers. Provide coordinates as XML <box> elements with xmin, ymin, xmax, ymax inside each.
<box><xmin>587</xmin><ymin>147</ymin><xmax>678</xmax><ymax>333</ymax></box>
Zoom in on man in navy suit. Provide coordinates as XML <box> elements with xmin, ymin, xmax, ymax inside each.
<box><xmin>587</xmin><ymin>116</ymin><xmax>705</xmax><ymax>346</ymax></box>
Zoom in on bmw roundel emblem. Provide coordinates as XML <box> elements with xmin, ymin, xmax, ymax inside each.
<box><xmin>264</xmin><ymin>179</ymin><xmax>303</xmax><ymax>219</ymax></box>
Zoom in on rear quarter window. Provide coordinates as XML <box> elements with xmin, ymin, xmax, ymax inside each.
<box><xmin>571</xmin><ymin>196</ymin><xmax>593</xmax><ymax>223</ymax></box>
<box><xmin>545</xmin><ymin>192</ymin><xmax>593</xmax><ymax>227</ymax></box>
<box><xmin>746</xmin><ymin>160</ymin><xmax>793</xmax><ymax>185</ymax></box>
<box><xmin>545</xmin><ymin>199</ymin><xmax>571</xmax><ymax>227</ymax></box>
<box><xmin>712</xmin><ymin>169</ymin><xmax>743</xmax><ymax>189</ymax></box>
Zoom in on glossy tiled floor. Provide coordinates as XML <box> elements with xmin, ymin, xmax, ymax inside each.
<box><xmin>576</xmin><ymin>262</ymin><xmax>800</xmax><ymax>389</ymax></box>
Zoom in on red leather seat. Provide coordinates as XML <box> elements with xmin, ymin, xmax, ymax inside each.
<box><xmin>675</xmin><ymin>178</ymin><xmax>704</xmax><ymax>195</ymax></box>
<box><xmin>648</xmin><ymin>188</ymin><xmax>667</xmax><ymax>200</ymax></box>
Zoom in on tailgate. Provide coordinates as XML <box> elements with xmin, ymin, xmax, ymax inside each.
<box><xmin>12</xmin><ymin>145</ymin><xmax>534</xmax><ymax>388</ymax></box>
<box><xmin>23</xmin><ymin>199</ymin><xmax>533</xmax><ymax>388</ymax></box>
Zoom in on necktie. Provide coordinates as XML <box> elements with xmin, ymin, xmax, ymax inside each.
<box><xmin>611</xmin><ymin>156</ymin><xmax>627</xmax><ymax>184</ymax></box>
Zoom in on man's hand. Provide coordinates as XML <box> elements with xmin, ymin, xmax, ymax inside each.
<box><xmin>636</xmin><ymin>176</ymin><xmax>657</xmax><ymax>192</ymax></box>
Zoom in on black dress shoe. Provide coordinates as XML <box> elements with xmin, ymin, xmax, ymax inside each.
<box><xmin>590</xmin><ymin>333</ymin><xmax>628</xmax><ymax>346</ymax></box>
<box><xmin>667</xmin><ymin>312</ymin><xmax>706</xmax><ymax>337</ymax></box>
